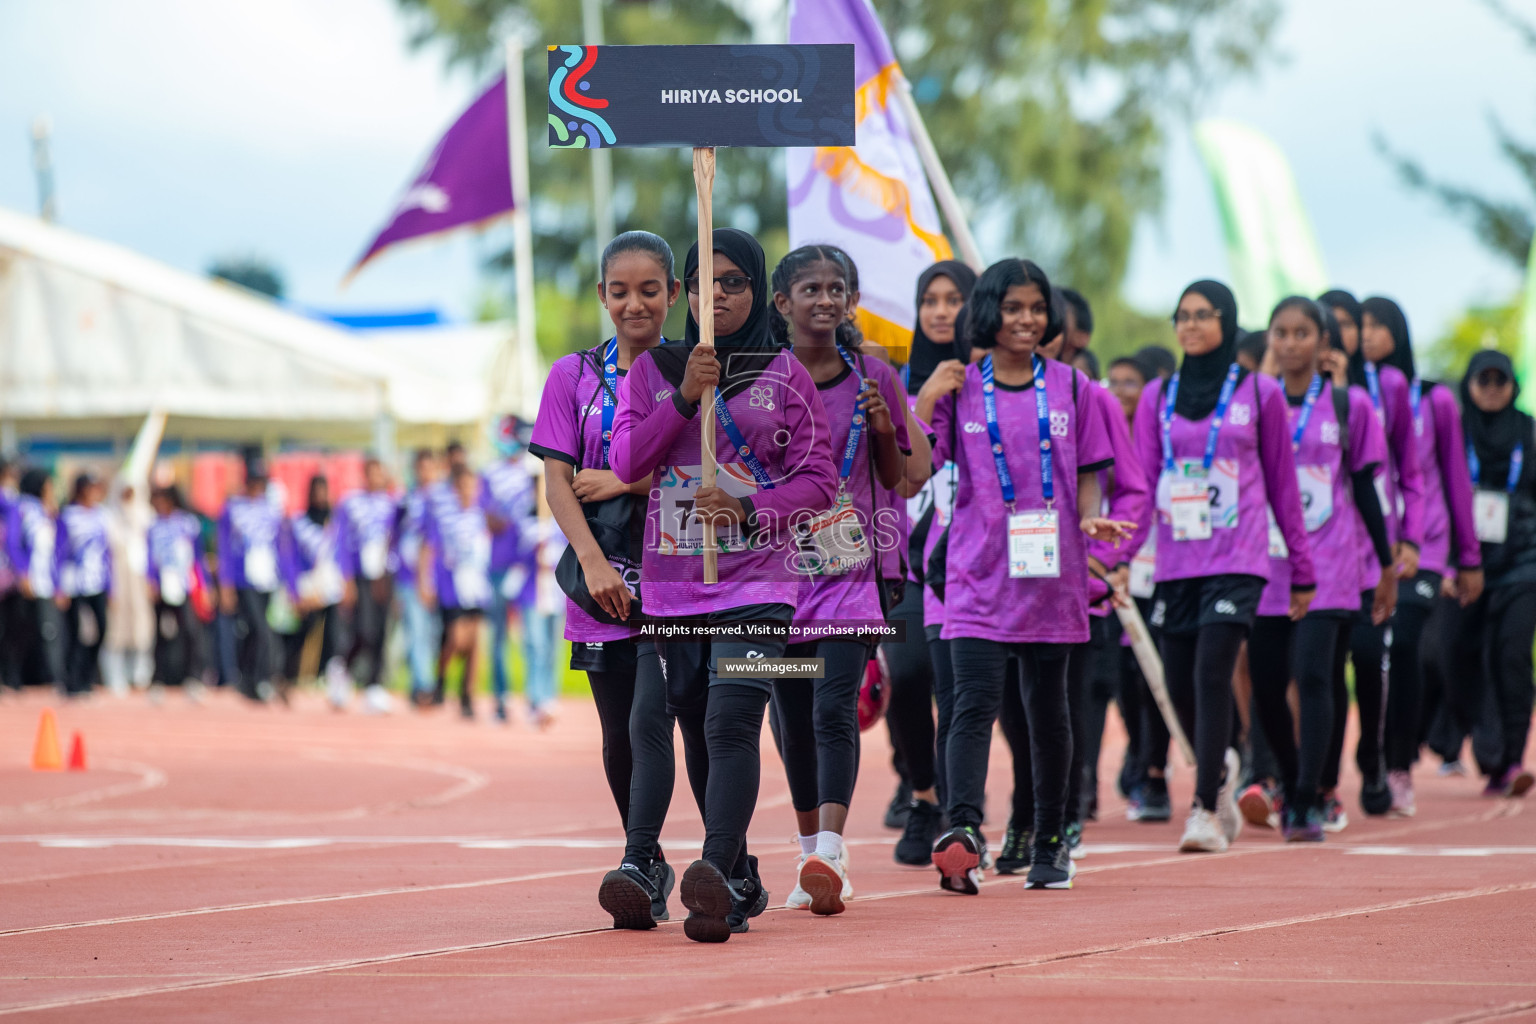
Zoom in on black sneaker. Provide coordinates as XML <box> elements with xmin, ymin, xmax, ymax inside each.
<box><xmin>732</xmin><ymin>855</ymin><xmax>769</xmax><ymax>926</ymax></box>
<box><xmin>1360</xmin><ymin>769</ymin><xmax>1392</xmax><ymax>816</ymax></box>
<box><xmin>894</xmin><ymin>799</ymin><xmax>944</xmax><ymax>866</ymax></box>
<box><xmin>884</xmin><ymin>780</ymin><xmax>913</xmax><ymax>830</ymax></box>
<box><xmin>933</xmin><ymin>826</ymin><xmax>984</xmax><ymax>895</ymax></box>
<box><xmin>598</xmin><ymin>861</ymin><xmax>663</xmax><ymax>930</ymax></box>
<box><xmin>648</xmin><ymin>857</ymin><xmax>675</xmax><ymax>921</ymax></box>
<box><xmin>1139</xmin><ymin>775</ymin><xmax>1172</xmax><ymax>822</ymax></box>
<box><xmin>994</xmin><ymin>820</ymin><xmax>1033</xmax><ymax>875</ymax></box>
<box><xmin>1064</xmin><ymin>821</ymin><xmax>1085</xmax><ymax>861</ymax></box>
<box><xmin>1025</xmin><ymin>834</ymin><xmax>1075</xmax><ymax>890</ymax></box>
<box><xmin>680</xmin><ymin>860</ymin><xmax>736</xmax><ymax>943</ymax></box>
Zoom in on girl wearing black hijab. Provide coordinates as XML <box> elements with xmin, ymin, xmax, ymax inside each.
<box><xmin>1439</xmin><ymin>351</ymin><xmax>1536</xmax><ymax>798</ymax></box>
<box><xmin>608</xmin><ymin>227</ymin><xmax>840</xmax><ymax>942</ymax></box>
<box><xmin>1313</xmin><ymin>293</ymin><xmax>1427</xmax><ymax>827</ymax></box>
<box><xmin>1132</xmin><ymin>280</ymin><xmax>1316</xmax><ymax>853</ymax></box>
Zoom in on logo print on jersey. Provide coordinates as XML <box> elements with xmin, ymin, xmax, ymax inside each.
<box><xmin>749</xmin><ymin>385</ymin><xmax>775</xmax><ymax>411</ymax></box>
<box><xmin>1050</xmin><ymin>410</ymin><xmax>1070</xmax><ymax>438</ymax></box>
<box><xmin>963</xmin><ymin>421</ymin><xmax>985</xmax><ymax>433</ymax></box>
<box><xmin>657</xmin><ymin>654</ymin><xmax>668</xmax><ymax>680</ymax></box>
<box><xmin>1416</xmin><ymin>580</ymin><xmax>1434</xmax><ymax>600</ymax></box>
<box><xmin>1214</xmin><ymin>599</ymin><xmax>1237</xmax><ymax>615</ymax></box>
<box><xmin>656</xmin><ymin>389</ymin><xmax>673</xmax><ymax>402</ymax></box>
<box><xmin>1150</xmin><ymin>601</ymin><xmax>1166</xmax><ymax>627</ymax></box>
<box><xmin>1321</xmin><ymin>421</ymin><xmax>1341</xmax><ymax>445</ymax></box>
<box><xmin>1228</xmin><ymin>404</ymin><xmax>1252</xmax><ymax>427</ymax></box>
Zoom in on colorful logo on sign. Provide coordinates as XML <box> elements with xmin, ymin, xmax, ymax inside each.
<box><xmin>548</xmin><ymin>45</ymin><xmax>616</xmax><ymax>149</ymax></box>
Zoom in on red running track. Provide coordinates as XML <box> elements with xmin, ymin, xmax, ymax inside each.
<box><xmin>1</xmin><ymin>687</ymin><xmax>1534</xmax><ymax>1023</ymax></box>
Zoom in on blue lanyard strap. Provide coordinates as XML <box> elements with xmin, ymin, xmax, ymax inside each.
<box><xmin>713</xmin><ymin>390</ymin><xmax>776</xmax><ymax>490</ymax></box>
<box><xmin>1410</xmin><ymin>376</ymin><xmax>1423</xmax><ymax>430</ymax></box>
<box><xmin>1162</xmin><ymin>363</ymin><xmax>1241</xmax><ymax>473</ymax></box>
<box><xmin>836</xmin><ymin>348</ymin><xmax>864</xmax><ymax>485</ymax></box>
<box><xmin>979</xmin><ymin>354</ymin><xmax>1053</xmax><ymax>509</ymax></box>
<box><xmin>1468</xmin><ymin>442</ymin><xmax>1523</xmax><ymax>493</ymax></box>
<box><xmin>1365</xmin><ymin>362</ymin><xmax>1382</xmax><ymax>412</ymax></box>
<box><xmin>600</xmin><ymin>338</ymin><xmax>619</xmax><ymax>468</ymax></box>
<box><xmin>1291</xmin><ymin>374</ymin><xmax>1324</xmax><ymax>451</ymax></box>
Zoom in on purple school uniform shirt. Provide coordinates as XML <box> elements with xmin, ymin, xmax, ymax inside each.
<box><xmin>56</xmin><ymin>503</ymin><xmax>112</xmax><ymax>598</ymax></box>
<box><xmin>480</xmin><ymin>459</ymin><xmax>535</xmax><ymax>577</ymax></box>
<box><xmin>1410</xmin><ymin>382</ymin><xmax>1481</xmax><ymax>578</ymax></box>
<box><xmin>1132</xmin><ymin>371</ymin><xmax>1316</xmax><ymax>589</ymax></box>
<box><xmin>218</xmin><ymin>494</ymin><xmax>285</xmax><ymax>593</ymax></box>
<box><xmin>792</xmin><ymin>355</ymin><xmax>911</xmax><ymax>633</ymax></box>
<box><xmin>394</xmin><ymin>487</ymin><xmax>430</xmax><ymax>587</ymax></box>
<box><xmin>1085</xmin><ymin>384</ymin><xmax>1151</xmax><ymax>618</ymax></box>
<box><xmin>147</xmin><ymin>511</ymin><xmax>204</xmax><ymax>599</ymax></box>
<box><xmin>425</xmin><ymin>499</ymin><xmax>493</xmax><ymax>610</ymax></box>
<box><xmin>281</xmin><ymin>513</ymin><xmax>344</xmax><ymax>605</ymax></box>
<box><xmin>528</xmin><ymin>347</ymin><xmax>642</xmax><ymax>643</ymax></box>
<box><xmin>930</xmin><ymin>358</ymin><xmax>1114</xmax><ymax>645</ymax></box>
<box><xmin>1258</xmin><ymin>382</ymin><xmax>1386</xmax><ymax>616</ymax></box>
<box><xmin>609</xmin><ymin>347</ymin><xmax>840</xmax><ymax>618</ymax></box>
<box><xmin>11</xmin><ymin>495</ymin><xmax>58</xmax><ymax>599</ymax></box>
<box><xmin>337</xmin><ymin>490</ymin><xmax>397</xmax><ymax>581</ymax></box>
<box><xmin>1356</xmin><ymin>364</ymin><xmax>1427</xmax><ymax>591</ymax></box>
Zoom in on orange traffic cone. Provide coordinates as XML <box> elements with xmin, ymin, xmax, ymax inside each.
<box><xmin>31</xmin><ymin>709</ymin><xmax>63</xmax><ymax>771</ymax></box>
<box><xmin>67</xmin><ymin>731</ymin><xmax>87</xmax><ymax>771</ymax></box>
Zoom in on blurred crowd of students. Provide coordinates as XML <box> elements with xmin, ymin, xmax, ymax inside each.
<box><xmin>0</xmin><ymin>428</ymin><xmax>569</xmax><ymax>724</ymax></box>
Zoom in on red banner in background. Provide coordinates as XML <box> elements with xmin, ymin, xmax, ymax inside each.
<box><xmin>188</xmin><ymin>452</ymin><xmax>368</xmax><ymax>518</ymax></box>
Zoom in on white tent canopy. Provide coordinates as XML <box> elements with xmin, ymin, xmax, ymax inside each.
<box><xmin>0</xmin><ymin>206</ymin><xmax>536</xmax><ymax>450</ymax></box>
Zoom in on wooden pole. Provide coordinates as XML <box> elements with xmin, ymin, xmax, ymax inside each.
<box><xmin>693</xmin><ymin>147</ymin><xmax>719</xmax><ymax>584</ymax></box>
<box><xmin>892</xmin><ymin>75</ymin><xmax>983</xmax><ymax>271</ymax></box>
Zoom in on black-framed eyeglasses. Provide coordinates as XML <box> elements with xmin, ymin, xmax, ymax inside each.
<box><xmin>1172</xmin><ymin>308</ymin><xmax>1222</xmax><ymax>326</ymax></box>
<box><xmin>685</xmin><ymin>274</ymin><xmax>753</xmax><ymax>295</ymax></box>
<box><xmin>1475</xmin><ymin>369</ymin><xmax>1512</xmax><ymax>387</ymax></box>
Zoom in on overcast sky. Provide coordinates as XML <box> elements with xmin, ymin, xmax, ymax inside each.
<box><xmin>1</xmin><ymin>0</ymin><xmax>1530</xmax><ymax>345</ymax></box>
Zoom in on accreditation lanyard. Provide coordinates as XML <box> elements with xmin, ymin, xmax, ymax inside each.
<box><xmin>713</xmin><ymin>389</ymin><xmax>776</xmax><ymax>490</ymax></box>
<box><xmin>1410</xmin><ymin>377</ymin><xmax>1423</xmax><ymax>433</ymax></box>
<box><xmin>599</xmin><ymin>338</ymin><xmax>619</xmax><ymax>469</ymax></box>
<box><xmin>1468</xmin><ymin>443</ymin><xmax>1524</xmax><ymax>493</ymax></box>
<box><xmin>1365</xmin><ymin>362</ymin><xmax>1384</xmax><ymax>421</ymax></box>
<box><xmin>836</xmin><ymin>348</ymin><xmax>865</xmax><ymax>488</ymax></box>
<box><xmin>1291</xmin><ymin>374</ymin><xmax>1324</xmax><ymax>451</ymax></box>
<box><xmin>979</xmin><ymin>354</ymin><xmax>1052</xmax><ymax>512</ymax></box>
<box><xmin>1161</xmin><ymin>362</ymin><xmax>1241</xmax><ymax>474</ymax></box>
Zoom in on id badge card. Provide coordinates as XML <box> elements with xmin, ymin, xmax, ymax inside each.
<box><xmin>800</xmin><ymin>492</ymin><xmax>872</xmax><ymax>576</ymax></box>
<box><xmin>1474</xmin><ymin>489</ymin><xmax>1510</xmax><ymax>544</ymax></box>
<box><xmin>360</xmin><ymin>537</ymin><xmax>389</xmax><ymax>580</ymax></box>
<box><xmin>1008</xmin><ymin>510</ymin><xmax>1060</xmax><ymax>578</ymax></box>
<box><xmin>160</xmin><ymin>539</ymin><xmax>191</xmax><ymax>606</ymax></box>
<box><xmin>655</xmin><ymin>463</ymin><xmax>760</xmax><ymax>555</ymax></box>
<box><xmin>1297</xmin><ymin>464</ymin><xmax>1334</xmax><ymax>532</ymax></box>
<box><xmin>244</xmin><ymin>543</ymin><xmax>277</xmax><ymax>591</ymax></box>
<box><xmin>1129</xmin><ymin>537</ymin><xmax>1156</xmax><ymax>599</ymax></box>
<box><xmin>1169</xmin><ymin>479</ymin><xmax>1213</xmax><ymax>541</ymax></box>
<box><xmin>1266</xmin><ymin>508</ymin><xmax>1288</xmax><ymax>559</ymax></box>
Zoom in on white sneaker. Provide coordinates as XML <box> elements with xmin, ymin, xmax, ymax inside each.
<box><xmin>1217</xmin><ymin>748</ymin><xmax>1243</xmax><ymax>844</ymax></box>
<box><xmin>785</xmin><ymin>855</ymin><xmax>813</xmax><ymax>909</ymax></box>
<box><xmin>325</xmin><ymin>660</ymin><xmax>354</xmax><ymax>710</ymax></box>
<box><xmin>363</xmin><ymin>684</ymin><xmax>394</xmax><ymax>715</ymax></box>
<box><xmin>1178</xmin><ymin>806</ymin><xmax>1228</xmax><ymax>853</ymax></box>
<box><xmin>798</xmin><ymin>852</ymin><xmax>848</xmax><ymax>915</ymax></box>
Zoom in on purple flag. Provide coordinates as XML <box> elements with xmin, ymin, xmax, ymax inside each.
<box><xmin>349</xmin><ymin>73</ymin><xmax>514</xmax><ymax>277</ymax></box>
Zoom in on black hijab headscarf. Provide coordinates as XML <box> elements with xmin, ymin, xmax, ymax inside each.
<box><xmin>1173</xmin><ymin>280</ymin><xmax>1243</xmax><ymax>419</ymax></box>
<box><xmin>1361</xmin><ymin>296</ymin><xmax>1417</xmax><ymax>381</ymax></box>
<box><xmin>305</xmin><ymin>475</ymin><xmax>330</xmax><ymax>526</ymax></box>
<box><xmin>1320</xmin><ymin>289</ymin><xmax>1368</xmax><ymax>387</ymax></box>
<box><xmin>906</xmin><ymin>260</ymin><xmax>978</xmax><ymax>393</ymax></box>
<box><xmin>652</xmin><ymin>227</ymin><xmax>778</xmax><ymax>403</ymax></box>
<box><xmin>1462</xmin><ymin>350</ymin><xmax>1531</xmax><ymax>487</ymax></box>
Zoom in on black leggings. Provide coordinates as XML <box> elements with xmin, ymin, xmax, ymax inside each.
<box><xmin>882</xmin><ymin>586</ymin><xmax>936</xmax><ymax>793</ymax></box>
<box><xmin>589</xmin><ymin>668</ymin><xmax>637</xmax><ymax>830</ymax></box>
<box><xmin>233</xmin><ymin>588</ymin><xmax>275</xmax><ymax>695</ymax></box>
<box><xmin>1248</xmin><ymin>615</ymin><xmax>1349</xmax><ymax>811</ymax></box>
<box><xmin>770</xmin><ymin>640</ymin><xmax>867</xmax><ymax>812</ymax></box>
<box><xmin>346</xmin><ymin>576</ymin><xmax>391</xmax><ymax>688</ymax></box>
<box><xmin>928</xmin><ymin>631</ymin><xmax>956</xmax><ymax>805</ymax></box>
<box><xmin>1385</xmin><ymin>597</ymin><xmax>1433</xmax><ymax>772</ymax></box>
<box><xmin>282</xmin><ymin>604</ymin><xmax>346</xmax><ymax>681</ymax></box>
<box><xmin>701</xmin><ymin>684</ymin><xmax>771</xmax><ymax>875</ymax></box>
<box><xmin>1453</xmin><ymin>585</ymin><xmax>1536</xmax><ymax>776</ymax></box>
<box><xmin>946</xmin><ymin>638</ymin><xmax>1072</xmax><ymax>839</ymax></box>
<box><xmin>1161</xmin><ymin>622</ymin><xmax>1247</xmax><ymax>811</ymax></box>
<box><xmin>1330</xmin><ymin>590</ymin><xmax>1387</xmax><ymax>788</ymax></box>
<box><xmin>1000</xmin><ymin>640</ymin><xmax>1090</xmax><ymax>829</ymax></box>
<box><xmin>623</xmin><ymin>644</ymin><xmax>708</xmax><ymax>865</ymax></box>
<box><xmin>1128</xmin><ymin>597</ymin><xmax>1171</xmax><ymax>780</ymax></box>
<box><xmin>65</xmin><ymin>592</ymin><xmax>108</xmax><ymax>694</ymax></box>
<box><xmin>153</xmin><ymin>600</ymin><xmax>206</xmax><ymax>686</ymax></box>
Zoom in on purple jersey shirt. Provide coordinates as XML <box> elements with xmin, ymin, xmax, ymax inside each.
<box><xmin>930</xmin><ymin>358</ymin><xmax>1114</xmax><ymax>644</ymax></box>
<box><xmin>1357</xmin><ymin>364</ymin><xmax>1427</xmax><ymax>592</ymax></box>
<box><xmin>11</xmin><ymin>495</ymin><xmax>58</xmax><ymax>600</ymax></box>
<box><xmin>56</xmin><ymin>503</ymin><xmax>112</xmax><ymax>598</ymax></box>
<box><xmin>528</xmin><ymin>347</ymin><xmax>642</xmax><ymax>643</ymax></box>
<box><xmin>147</xmin><ymin>510</ymin><xmax>203</xmax><ymax>603</ymax></box>
<box><xmin>281</xmin><ymin>513</ymin><xmax>344</xmax><ymax>606</ymax></box>
<box><xmin>1259</xmin><ymin>381</ymin><xmax>1386</xmax><ymax>616</ymax></box>
<box><xmin>394</xmin><ymin>487</ymin><xmax>430</xmax><ymax>587</ymax></box>
<box><xmin>337</xmin><ymin>490</ymin><xmax>397</xmax><ymax>581</ymax></box>
<box><xmin>1085</xmin><ymin>383</ymin><xmax>1151</xmax><ymax>618</ymax></box>
<box><xmin>0</xmin><ymin>489</ymin><xmax>15</xmax><ymax>595</ymax></box>
<box><xmin>1132</xmin><ymin>371</ymin><xmax>1316</xmax><ymax>588</ymax></box>
<box><xmin>480</xmin><ymin>459</ymin><xmax>535</xmax><ymax>577</ymax></box>
<box><xmin>792</xmin><ymin>354</ymin><xmax>911</xmax><ymax>634</ymax></box>
<box><xmin>425</xmin><ymin>499</ymin><xmax>493</xmax><ymax>610</ymax></box>
<box><xmin>1411</xmin><ymin>382</ymin><xmax>1481</xmax><ymax>577</ymax></box>
<box><xmin>218</xmin><ymin>494</ymin><xmax>286</xmax><ymax>593</ymax></box>
<box><xmin>609</xmin><ymin>347</ymin><xmax>840</xmax><ymax>618</ymax></box>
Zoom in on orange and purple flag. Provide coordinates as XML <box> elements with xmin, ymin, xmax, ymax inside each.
<box><xmin>349</xmin><ymin>74</ymin><xmax>514</xmax><ymax>278</ymax></box>
<box><xmin>787</xmin><ymin>0</ymin><xmax>952</xmax><ymax>361</ymax></box>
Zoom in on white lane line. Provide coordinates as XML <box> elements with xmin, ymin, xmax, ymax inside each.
<box><xmin>0</xmin><ymin>760</ymin><xmax>167</xmax><ymax>817</ymax></box>
<box><xmin>0</xmin><ymin>865</ymin><xmax>611</xmax><ymax>939</ymax></box>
